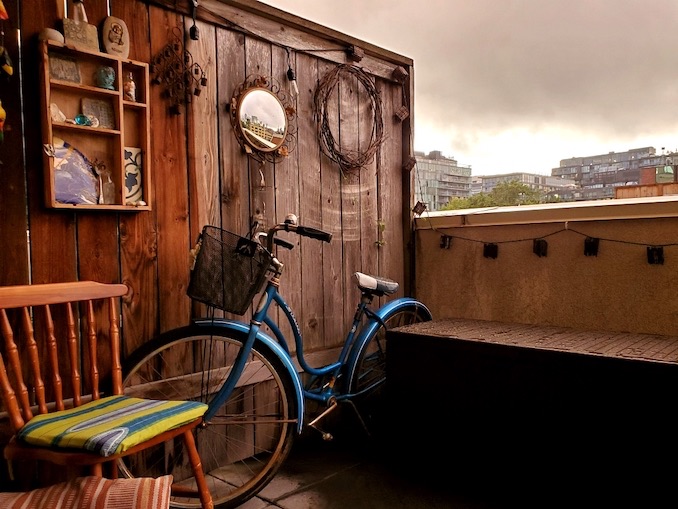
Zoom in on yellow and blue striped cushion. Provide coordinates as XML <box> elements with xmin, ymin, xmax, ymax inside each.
<box><xmin>18</xmin><ymin>395</ymin><xmax>208</xmax><ymax>457</ymax></box>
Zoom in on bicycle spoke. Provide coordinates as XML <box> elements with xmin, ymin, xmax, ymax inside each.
<box><xmin>120</xmin><ymin>327</ymin><xmax>297</xmax><ymax>508</ymax></box>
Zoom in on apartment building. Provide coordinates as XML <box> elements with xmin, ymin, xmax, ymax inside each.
<box><xmin>551</xmin><ymin>147</ymin><xmax>676</xmax><ymax>200</ymax></box>
<box><xmin>414</xmin><ymin>151</ymin><xmax>472</xmax><ymax>211</ymax></box>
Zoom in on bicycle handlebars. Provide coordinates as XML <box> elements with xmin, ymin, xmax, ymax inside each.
<box><xmin>264</xmin><ymin>216</ymin><xmax>332</xmax><ymax>253</ymax></box>
<box><xmin>294</xmin><ymin>225</ymin><xmax>333</xmax><ymax>243</ymax></box>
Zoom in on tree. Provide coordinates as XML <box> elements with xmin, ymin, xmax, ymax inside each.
<box><xmin>490</xmin><ymin>180</ymin><xmax>541</xmax><ymax>206</ymax></box>
<box><xmin>442</xmin><ymin>180</ymin><xmax>542</xmax><ymax>210</ymax></box>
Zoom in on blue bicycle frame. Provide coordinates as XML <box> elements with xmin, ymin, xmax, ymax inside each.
<box><xmin>197</xmin><ymin>216</ymin><xmax>432</xmax><ymax>435</ymax></box>
<box><xmin>199</xmin><ymin>280</ymin><xmax>430</xmax><ymax>432</ymax></box>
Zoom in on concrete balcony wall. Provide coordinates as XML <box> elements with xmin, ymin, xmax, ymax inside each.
<box><xmin>413</xmin><ymin>196</ymin><xmax>678</xmax><ymax>336</ymax></box>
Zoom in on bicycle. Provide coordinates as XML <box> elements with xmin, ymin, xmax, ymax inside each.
<box><xmin>119</xmin><ymin>214</ymin><xmax>432</xmax><ymax>508</ymax></box>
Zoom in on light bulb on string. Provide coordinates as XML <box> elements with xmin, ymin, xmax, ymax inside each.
<box><xmin>287</xmin><ymin>66</ymin><xmax>299</xmax><ymax>97</ymax></box>
<box><xmin>285</xmin><ymin>47</ymin><xmax>299</xmax><ymax>97</ymax></box>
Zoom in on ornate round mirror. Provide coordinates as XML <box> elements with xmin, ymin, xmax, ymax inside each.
<box><xmin>237</xmin><ymin>88</ymin><xmax>287</xmax><ymax>153</ymax></box>
<box><xmin>229</xmin><ymin>75</ymin><xmax>296</xmax><ymax>163</ymax></box>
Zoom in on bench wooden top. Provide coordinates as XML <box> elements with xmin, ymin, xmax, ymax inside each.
<box><xmin>392</xmin><ymin>318</ymin><xmax>678</xmax><ymax>366</ymax></box>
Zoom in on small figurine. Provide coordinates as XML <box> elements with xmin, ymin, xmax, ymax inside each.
<box><xmin>123</xmin><ymin>72</ymin><xmax>136</xmax><ymax>101</ymax></box>
<box><xmin>95</xmin><ymin>65</ymin><xmax>115</xmax><ymax>90</ymax></box>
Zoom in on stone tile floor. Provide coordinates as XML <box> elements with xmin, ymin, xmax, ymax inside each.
<box><xmin>236</xmin><ymin>431</ymin><xmax>498</xmax><ymax>509</ymax></box>
<box><xmin>233</xmin><ymin>422</ymin><xmax>677</xmax><ymax>509</ymax></box>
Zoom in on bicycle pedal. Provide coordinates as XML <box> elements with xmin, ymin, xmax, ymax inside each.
<box><xmin>309</xmin><ymin>423</ymin><xmax>334</xmax><ymax>441</ymax></box>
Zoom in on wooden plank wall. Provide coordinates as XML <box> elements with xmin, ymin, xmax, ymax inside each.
<box><xmin>0</xmin><ymin>0</ymin><xmax>414</xmax><ymax>360</ymax></box>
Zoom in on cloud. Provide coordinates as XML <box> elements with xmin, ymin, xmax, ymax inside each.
<box><xmin>259</xmin><ymin>0</ymin><xmax>678</xmax><ymax>173</ymax></box>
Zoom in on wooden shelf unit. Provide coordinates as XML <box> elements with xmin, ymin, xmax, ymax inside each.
<box><xmin>39</xmin><ymin>40</ymin><xmax>151</xmax><ymax>211</ymax></box>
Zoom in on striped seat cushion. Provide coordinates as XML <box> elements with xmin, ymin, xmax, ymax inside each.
<box><xmin>18</xmin><ymin>395</ymin><xmax>207</xmax><ymax>457</ymax></box>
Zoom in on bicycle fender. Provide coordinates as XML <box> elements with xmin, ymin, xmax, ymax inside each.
<box><xmin>345</xmin><ymin>298</ymin><xmax>432</xmax><ymax>383</ymax></box>
<box><xmin>192</xmin><ymin>318</ymin><xmax>305</xmax><ymax>433</ymax></box>
<box><xmin>381</xmin><ymin>297</ymin><xmax>431</xmax><ymax>318</ymax></box>
<box><xmin>365</xmin><ymin>297</ymin><xmax>432</xmax><ymax>338</ymax></box>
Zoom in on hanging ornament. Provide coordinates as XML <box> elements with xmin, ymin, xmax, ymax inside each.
<box><xmin>0</xmin><ymin>100</ymin><xmax>7</xmax><ymax>143</ymax></box>
<box><xmin>0</xmin><ymin>15</ymin><xmax>12</xmax><ymax>79</ymax></box>
<box><xmin>0</xmin><ymin>45</ymin><xmax>13</xmax><ymax>77</ymax></box>
<box><xmin>150</xmin><ymin>25</ymin><xmax>208</xmax><ymax>115</ymax></box>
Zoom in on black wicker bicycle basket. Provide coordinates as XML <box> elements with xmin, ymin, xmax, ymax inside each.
<box><xmin>187</xmin><ymin>226</ymin><xmax>273</xmax><ymax>315</ymax></box>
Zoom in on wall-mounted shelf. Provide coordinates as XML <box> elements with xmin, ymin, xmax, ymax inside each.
<box><xmin>39</xmin><ymin>40</ymin><xmax>151</xmax><ymax>211</ymax></box>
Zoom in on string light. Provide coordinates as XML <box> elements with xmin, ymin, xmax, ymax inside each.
<box><xmin>425</xmin><ymin>221</ymin><xmax>675</xmax><ymax>264</ymax></box>
<box><xmin>286</xmin><ymin>48</ymin><xmax>299</xmax><ymax>97</ymax></box>
<box><xmin>287</xmin><ymin>66</ymin><xmax>299</xmax><ymax>96</ymax></box>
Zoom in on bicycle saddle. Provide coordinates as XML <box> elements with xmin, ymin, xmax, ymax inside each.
<box><xmin>353</xmin><ymin>272</ymin><xmax>399</xmax><ymax>296</ymax></box>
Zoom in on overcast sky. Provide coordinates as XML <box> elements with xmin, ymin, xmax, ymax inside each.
<box><xmin>259</xmin><ymin>0</ymin><xmax>678</xmax><ymax>175</ymax></box>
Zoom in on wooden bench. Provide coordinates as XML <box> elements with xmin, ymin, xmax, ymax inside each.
<box><xmin>385</xmin><ymin>318</ymin><xmax>678</xmax><ymax>502</ymax></box>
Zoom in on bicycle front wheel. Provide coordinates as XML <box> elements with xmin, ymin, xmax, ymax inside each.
<box><xmin>120</xmin><ymin>324</ymin><xmax>298</xmax><ymax>509</ymax></box>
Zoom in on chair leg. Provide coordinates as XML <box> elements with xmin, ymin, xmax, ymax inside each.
<box><xmin>182</xmin><ymin>430</ymin><xmax>213</xmax><ymax>509</ymax></box>
<box><xmin>91</xmin><ymin>463</ymin><xmax>103</xmax><ymax>477</ymax></box>
<box><xmin>109</xmin><ymin>459</ymin><xmax>119</xmax><ymax>479</ymax></box>
<box><xmin>5</xmin><ymin>459</ymin><xmax>14</xmax><ymax>481</ymax></box>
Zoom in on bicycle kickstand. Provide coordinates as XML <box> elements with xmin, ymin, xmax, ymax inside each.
<box><xmin>344</xmin><ymin>399</ymin><xmax>372</xmax><ymax>438</ymax></box>
<box><xmin>308</xmin><ymin>400</ymin><xmax>338</xmax><ymax>441</ymax></box>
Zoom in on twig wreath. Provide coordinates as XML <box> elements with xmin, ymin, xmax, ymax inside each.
<box><xmin>313</xmin><ymin>64</ymin><xmax>384</xmax><ymax>173</ymax></box>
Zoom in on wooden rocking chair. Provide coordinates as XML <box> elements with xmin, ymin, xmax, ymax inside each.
<box><xmin>0</xmin><ymin>281</ymin><xmax>213</xmax><ymax>509</ymax></box>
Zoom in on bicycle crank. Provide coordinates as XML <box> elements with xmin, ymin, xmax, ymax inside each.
<box><xmin>308</xmin><ymin>399</ymin><xmax>338</xmax><ymax>440</ymax></box>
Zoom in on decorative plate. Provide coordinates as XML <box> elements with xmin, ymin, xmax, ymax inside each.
<box><xmin>51</xmin><ymin>137</ymin><xmax>99</xmax><ymax>205</ymax></box>
<box><xmin>124</xmin><ymin>147</ymin><xmax>143</xmax><ymax>204</ymax></box>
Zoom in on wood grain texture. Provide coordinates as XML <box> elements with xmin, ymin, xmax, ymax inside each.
<box><xmin>0</xmin><ymin>0</ymin><xmax>29</xmax><ymax>288</ymax></box>
<box><xmin>68</xmin><ymin>0</ymin><xmax>118</xmax><ymax>285</ymax></box>
<box><xmin>2</xmin><ymin>1</ymin><xmax>413</xmax><ymax>490</ymax></box>
<box><xmin>3</xmin><ymin>0</ymin><xmax>411</xmax><ymax>420</ymax></box>
<box><xmin>270</xmin><ymin>45</ymin><xmax>301</xmax><ymax>349</ymax></box>
<box><xmin>13</xmin><ymin>4</ymin><xmax>80</xmax><ymax>484</ymax></box>
<box><xmin>377</xmin><ymin>78</ymin><xmax>405</xmax><ymax>298</ymax></box>
<box><xmin>316</xmin><ymin>60</ymin><xmax>345</xmax><ymax>349</ymax></box>
<box><xmin>21</xmin><ymin>0</ymin><xmax>78</xmax><ymax>287</ymax></box>
<box><xmin>358</xmin><ymin>74</ymin><xmax>379</xmax><ymax>291</ymax></box>
<box><xmin>6</xmin><ymin>0</ymin><xmax>409</xmax><ymax>346</ymax></box>
<box><xmin>217</xmin><ymin>28</ymin><xmax>247</xmax><ymax>235</ymax></box>
<box><xmin>148</xmin><ymin>0</ymin><xmax>413</xmax><ymax>78</ymax></box>
<box><xmin>187</xmin><ymin>18</ymin><xmax>220</xmax><ymax>233</ymax></box>
<box><xmin>338</xmin><ymin>70</ymin><xmax>362</xmax><ymax>330</ymax></box>
<box><xmin>149</xmin><ymin>7</ymin><xmax>192</xmax><ymax>333</ymax></box>
<box><xmin>296</xmin><ymin>54</ymin><xmax>328</xmax><ymax>350</ymax></box>
<box><xmin>115</xmin><ymin>1</ymin><xmax>160</xmax><ymax>358</ymax></box>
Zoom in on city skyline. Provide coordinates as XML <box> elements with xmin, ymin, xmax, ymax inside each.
<box><xmin>417</xmin><ymin>144</ymin><xmax>673</xmax><ymax>178</ymax></box>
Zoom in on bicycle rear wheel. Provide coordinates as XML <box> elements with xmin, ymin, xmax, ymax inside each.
<box><xmin>348</xmin><ymin>304</ymin><xmax>431</xmax><ymax>430</ymax></box>
<box><xmin>120</xmin><ymin>324</ymin><xmax>298</xmax><ymax>509</ymax></box>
